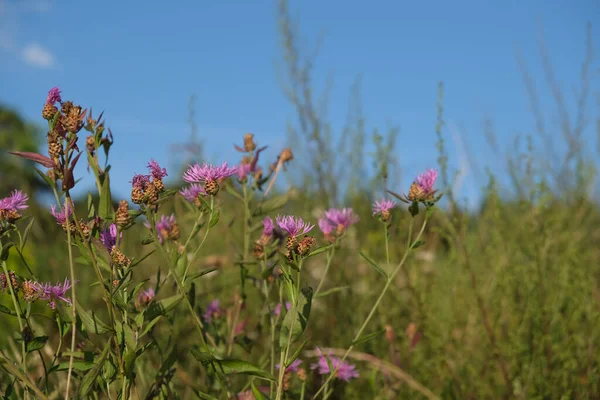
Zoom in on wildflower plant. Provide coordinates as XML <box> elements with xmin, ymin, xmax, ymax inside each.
<box><xmin>1</xmin><ymin>88</ymin><xmax>443</xmax><ymax>400</ymax></box>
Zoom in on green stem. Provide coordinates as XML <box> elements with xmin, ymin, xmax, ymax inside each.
<box><xmin>1</xmin><ymin>260</ymin><xmax>28</xmax><ymax>397</ymax></box>
<box><xmin>312</xmin><ymin>216</ymin><xmax>429</xmax><ymax>399</ymax></box>
<box><xmin>64</xmin><ymin>195</ymin><xmax>77</xmax><ymax>400</ymax></box>
<box><xmin>183</xmin><ymin>196</ymin><xmax>214</xmax><ymax>282</ymax></box>
<box><xmin>314</xmin><ymin>246</ymin><xmax>336</xmax><ymax>297</ymax></box>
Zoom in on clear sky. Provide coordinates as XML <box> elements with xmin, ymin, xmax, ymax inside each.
<box><xmin>1</xmin><ymin>0</ymin><xmax>598</xmax><ymax>208</ymax></box>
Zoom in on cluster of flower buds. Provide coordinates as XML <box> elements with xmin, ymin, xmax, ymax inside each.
<box><xmin>253</xmin><ymin>217</ymin><xmax>287</xmax><ymax>258</ymax></box>
<box><xmin>275</xmin><ymin>215</ymin><xmax>316</xmax><ymax>260</ymax></box>
<box><xmin>50</xmin><ymin>200</ymin><xmax>90</xmax><ymax>240</ymax></box>
<box><xmin>131</xmin><ymin>160</ymin><xmax>168</xmax><ymax>206</ymax></box>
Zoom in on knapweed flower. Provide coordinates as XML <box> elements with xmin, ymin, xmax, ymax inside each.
<box><xmin>179</xmin><ymin>183</ymin><xmax>206</xmax><ymax>203</ymax></box>
<box><xmin>263</xmin><ymin>216</ymin><xmax>274</xmax><ymax>237</ymax></box>
<box><xmin>99</xmin><ymin>224</ymin><xmax>121</xmax><ymax>251</ymax></box>
<box><xmin>130</xmin><ymin>160</ymin><xmax>168</xmax><ymax>204</ymax></box>
<box><xmin>273</xmin><ymin>301</ymin><xmax>292</xmax><ymax>316</ymax></box>
<box><xmin>407</xmin><ymin>169</ymin><xmax>438</xmax><ymax>202</ymax></box>
<box><xmin>46</xmin><ymin>87</ymin><xmax>62</xmax><ymax>105</ymax></box>
<box><xmin>50</xmin><ymin>202</ymin><xmax>72</xmax><ymax>225</ymax></box>
<box><xmin>236</xmin><ymin>162</ymin><xmax>253</xmax><ymax>182</ymax></box>
<box><xmin>275</xmin><ymin>215</ymin><xmax>314</xmax><ymax>237</ymax></box>
<box><xmin>310</xmin><ymin>348</ymin><xmax>359</xmax><ymax>382</ymax></box>
<box><xmin>183</xmin><ymin>162</ymin><xmax>238</xmax><ymax>196</ymax></box>
<box><xmin>253</xmin><ymin>217</ymin><xmax>278</xmax><ymax>258</ymax></box>
<box><xmin>0</xmin><ymin>190</ymin><xmax>29</xmax><ymax>222</ymax></box>
<box><xmin>372</xmin><ymin>199</ymin><xmax>397</xmax><ymax>223</ymax></box>
<box><xmin>145</xmin><ymin>214</ymin><xmax>180</xmax><ymax>244</ymax></box>
<box><xmin>318</xmin><ymin>208</ymin><xmax>359</xmax><ymax>240</ymax></box>
<box><xmin>32</xmin><ymin>279</ymin><xmax>75</xmax><ymax>309</ymax></box>
<box><xmin>276</xmin><ymin>358</ymin><xmax>303</xmax><ymax>373</ymax></box>
<box><xmin>135</xmin><ymin>288</ymin><xmax>155</xmax><ymax>309</ymax></box>
<box><xmin>0</xmin><ymin>271</ymin><xmax>19</xmax><ymax>292</ymax></box>
<box><xmin>203</xmin><ymin>299</ymin><xmax>222</xmax><ymax>323</ymax></box>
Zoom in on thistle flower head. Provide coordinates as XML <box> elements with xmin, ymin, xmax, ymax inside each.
<box><xmin>263</xmin><ymin>217</ymin><xmax>274</xmax><ymax>237</ymax></box>
<box><xmin>183</xmin><ymin>162</ymin><xmax>238</xmax><ymax>184</ymax></box>
<box><xmin>276</xmin><ymin>358</ymin><xmax>302</xmax><ymax>373</ymax></box>
<box><xmin>416</xmin><ymin>169</ymin><xmax>438</xmax><ymax>194</ymax></box>
<box><xmin>136</xmin><ymin>287</ymin><xmax>155</xmax><ymax>309</ymax></box>
<box><xmin>310</xmin><ymin>348</ymin><xmax>359</xmax><ymax>382</ymax></box>
<box><xmin>203</xmin><ymin>299</ymin><xmax>222</xmax><ymax>323</ymax></box>
<box><xmin>275</xmin><ymin>215</ymin><xmax>314</xmax><ymax>237</ymax></box>
<box><xmin>321</xmin><ymin>208</ymin><xmax>359</xmax><ymax>235</ymax></box>
<box><xmin>131</xmin><ymin>173</ymin><xmax>151</xmax><ymax>190</ymax></box>
<box><xmin>179</xmin><ymin>184</ymin><xmax>206</xmax><ymax>202</ymax></box>
<box><xmin>145</xmin><ymin>214</ymin><xmax>179</xmax><ymax>244</ymax></box>
<box><xmin>318</xmin><ymin>217</ymin><xmax>333</xmax><ymax>235</ymax></box>
<box><xmin>99</xmin><ymin>224</ymin><xmax>121</xmax><ymax>251</ymax></box>
<box><xmin>147</xmin><ymin>159</ymin><xmax>168</xmax><ymax>180</ymax></box>
<box><xmin>32</xmin><ymin>278</ymin><xmax>75</xmax><ymax>309</ymax></box>
<box><xmin>372</xmin><ymin>199</ymin><xmax>397</xmax><ymax>216</ymax></box>
<box><xmin>50</xmin><ymin>202</ymin><xmax>72</xmax><ymax>225</ymax></box>
<box><xmin>0</xmin><ymin>190</ymin><xmax>29</xmax><ymax>211</ymax></box>
<box><xmin>236</xmin><ymin>162</ymin><xmax>253</xmax><ymax>181</ymax></box>
<box><xmin>46</xmin><ymin>86</ymin><xmax>62</xmax><ymax>105</ymax></box>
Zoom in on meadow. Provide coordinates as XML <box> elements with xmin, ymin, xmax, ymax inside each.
<box><xmin>0</xmin><ymin>9</ymin><xmax>599</xmax><ymax>400</ymax></box>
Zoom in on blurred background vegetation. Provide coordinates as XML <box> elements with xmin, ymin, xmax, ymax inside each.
<box><xmin>1</xmin><ymin>1</ymin><xmax>599</xmax><ymax>399</ymax></box>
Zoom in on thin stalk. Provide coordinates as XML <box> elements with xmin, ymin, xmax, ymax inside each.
<box><xmin>1</xmin><ymin>260</ymin><xmax>28</xmax><ymax>397</ymax></box>
<box><xmin>314</xmin><ymin>246</ymin><xmax>336</xmax><ymax>297</ymax></box>
<box><xmin>64</xmin><ymin>195</ymin><xmax>77</xmax><ymax>400</ymax></box>
<box><xmin>312</xmin><ymin>216</ymin><xmax>429</xmax><ymax>399</ymax></box>
<box><xmin>183</xmin><ymin>196</ymin><xmax>214</xmax><ymax>282</ymax></box>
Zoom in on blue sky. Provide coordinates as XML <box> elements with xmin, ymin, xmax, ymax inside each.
<box><xmin>1</xmin><ymin>0</ymin><xmax>598</xmax><ymax>208</ymax></box>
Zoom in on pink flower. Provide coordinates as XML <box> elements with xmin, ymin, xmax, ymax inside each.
<box><xmin>0</xmin><ymin>190</ymin><xmax>29</xmax><ymax>211</ymax></box>
<box><xmin>131</xmin><ymin>173</ymin><xmax>151</xmax><ymax>190</ymax></box>
<box><xmin>310</xmin><ymin>348</ymin><xmax>359</xmax><ymax>382</ymax></box>
<box><xmin>50</xmin><ymin>202</ymin><xmax>72</xmax><ymax>225</ymax></box>
<box><xmin>276</xmin><ymin>358</ymin><xmax>303</xmax><ymax>373</ymax></box>
<box><xmin>273</xmin><ymin>301</ymin><xmax>292</xmax><ymax>316</ymax></box>
<box><xmin>372</xmin><ymin>199</ymin><xmax>397</xmax><ymax>216</ymax></box>
<box><xmin>318</xmin><ymin>208</ymin><xmax>359</xmax><ymax>236</ymax></box>
<box><xmin>183</xmin><ymin>162</ymin><xmax>238</xmax><ymax>184</ymax></box>
<box><xmin>263</xmin><ymin>217</ymin><xmax>274</xmax><ymax>237</ymax></box>
<box><xmin>99</xmin><ymin>224</ymin><xmax>121</xmax><ymax>251</ymax></box>
<box><xmin>275</xmin><ymin>215</ymin><xmax>314</xmax><ymax>237</ymax></box>
<box><xmin>147</xmin><ymin>159</ymin><xmax>168</xmax><ymax>180</ymax></box>
<box><xmin>46</xmin><ymin>87</ymin><xmax>61</xmax><ymax>105</ymax></box>
<box><xmin>32</xmin><ymin>278</ymin><xmax>75</xmax><ymax>309</ymax></box>
<box><xmin>145</xmin><ymin>214</ymin><xmax>177</xmax><ymax>243</ymax></box>
<box><xmin>416</xmin><ymin>169</ymin><xmax>438</xmax><ymax>194</ymax></box>
<box><xmin>203</xmin><ymin>299</ymin><xmax>222</xmax><ymax>323</ymax></box>
<box><xmin>179</xmin><ymin>184</ymin><xmax>206</xmax><ymax>202</ymax></box>
<box><xmin>236</xmin><ymin>163</ymin><xmax>252</xmax><ymax>181</ymax></box>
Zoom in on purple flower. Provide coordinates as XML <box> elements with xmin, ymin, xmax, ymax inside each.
<box><xmin>50</xmin><ymin>202</ymin><xmax>72</xmax><ymax>225</ymax></box>
<box><xmin>32</xmin><ymin>278</ymin><xmax>75</xmax><ymax>309</ymax></box>
<box><xmin>276</xmin><ymin>358</ymin><xmax>303</xmax><ymax>373</ymax></box>
<box><xmin>131</xmin><ymin>173</ymin><xmax>150</xmax><ymax>189</ymax></box>
<box><xmin>182</xmin><ymin>162</ymin><xmax>238</xmax><ymax>184</ymax></box>
<box><xmin>236</xmin><ymin>163</ymin><xmax>252</xmax><ymax>181</ymax></box>
<box><xmin>275</xmin><ymin>215</ymin><xmax>314</xmax><ymax>237</ymax></box>
<box><xmin>46</xmin><ymin>87</ymin><xmax>61</xmax><ymax>105</ymax></box>
<box><xmin>203</xmin><ymin>299</ymin><xmax>222</xmax><ymax>323</ymax></box>
<box><xmin>263</xmin><ymin>217</ymin><xmax>274</xmax><ymax>237</ymax></box>
<box><xmin>136</xmin><ymin>287</ymin><xmax>155</xmax><ymax>308</ymax></box>
<box><xmin>310</xmin><ymin>348</ymin><xmax>359</xmax><ymax>382</ymax></box>
<box><xmin>416</xmin><ymin>169</ymin><xmax>438</xmax><ymax>194</ymax></box>
<box><xmin>99</xmin><ymin>224</ymin><xmax>121</xmax><ymax>251</ymax></box>
<box><xmin>147</xmin><ymin>159</ymin><xmax>167</xmax><ymax>180</ymax></box>
<box><xmin>179</xmin><ymin>184</ymin><xmax>206</xmax><ymax>202</ymax></box>
<box><xmin>145</xmin><ymin>214</ymin><xmax>177</xmax><ymax>243</ymax></box>
<box><xmin>318</xmin><ymin>217</ymin><xmax>334</xmax><ymax>235</ymax></box>
<box><xmin>273</xmin><ymin>301</ymin><xmax>292</xmax><ymax>316</ymax></box>
<box><xmin>0</xmin><ymin>190</ymin><xmax>29</xmax><ymax>211</ymax></box>
<box><xmin>372</xmin><ymin>199</ymin><xmax>397</xmax><ymax>216</ymax></box>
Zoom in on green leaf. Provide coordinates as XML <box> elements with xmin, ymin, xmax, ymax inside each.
<box><xmin>187</xmin><ymin>267</ymin><xmax>218</xmax><ymax>281</ymax></box>
<box><xmin>19</xmin><ymin>217</ymin><xmax>35</xmax><ymax>251</ymax></box>
<box><xmin>305</xmin><ymin>244</ymin><xmax>333</xmax><ymax>259</ymax></box>
<box><xmin>279</xmin><ymin>286</ymin><xmax>313</xmax><ymax>348</ymax></box>
<box><xmin>408</xmin><ymin>201</ymin><xmax>419</xmax><ymax>217</ymax></box>
<box><xmin>122</xmin><ymin>348</ymin><xmax>138</xmax><ymax>378</ymax></box>
<box><xmin>130</xmin><ymin>249</ymin><xmax>156</xmax><ymax>268</ymax></box>
<box><xmin>352</xmin><ymin>328</ymin><xmax>387</xmax><ymax>346</ymax></box>
<box><xmin>76</xmin><ymin>301</ymin><xmax>113</xmax><ymax>335</ymax></box>
<box><xmin>196</xmin><ymin>391</ymin><xmax>220</xmax><ymax>400</ymax></box>
<box><xmin>79</xmin><ymin>341</ymin><xmax>111</xmax><ymax>397</ymax></box>
<box><xmin>190</xmin><ymin>349</ymin><xmax>215</xmax><ymax>366</ymax></box>
<box><xmin>34</xmin><ymin>167</ymin><xmax>56</xmax><ymax>188</ymax></box>
<box><xmin>359</xmin><ymin>251</ymin><xmax>388</xmax><ymax>278</ymax></box>
<box><xmin>98</xmin><ymin>174</ymin><xmax>113</xmax><ymax>219</ymax></box>
<box><xmin>314</xmin><ymin>285</ymin><xmax>350</xmax><ymax>298</ymax></box>
<box><xmin>251</xmin><ymin>382</ymin><xmax>270</xmax><ymax>400</ymax></box>
<box><xmin>225</xmin><ymin>184</ymin><xmax>244</xmax><ymax>201</ymax></box>
<box><xmin>26</xmin><ymin>336</ymin><xmax>48</xmax><ymax>353</ymax></box>
<box><xmin>123</xmin><ymin>324</ymin><xmax>137</xmax><ymax>351</ymax></box>
<box><xmin>0</xmin><ymin>242</ymin><xmax>15</xmax><ymax>261</ymax></box>
<box><xmin>146</xmin><ymin>294</ymin><xmax>184</xmax><ymax>320</ymax></box>
<box><xmin>140</xmin><ymin>316</ymin><xmax>162</xmax><ymax>338</ymax></box>
<box><xmin>411</xmin><ymin>240</ymin><xmax>425</xmax><ymax>249</ymax></box>
<box><xmin>209</xmin><ymin>209</ymin><xmax>220</xmax><ymax>228</ymax></box>
<box><xmin>50</xmin><ymin>360</ymin><xmax>95</xmax><ymax>373</ymax></box>
<box><xmin>0</xmin><ymin>304</ymin><xmax>16</xmax><ymax>316</ymax></box>
<box><xmin>286</xmin><ymin>336</ymin><xmax>310</xmax><ymax>368</ymax></box>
